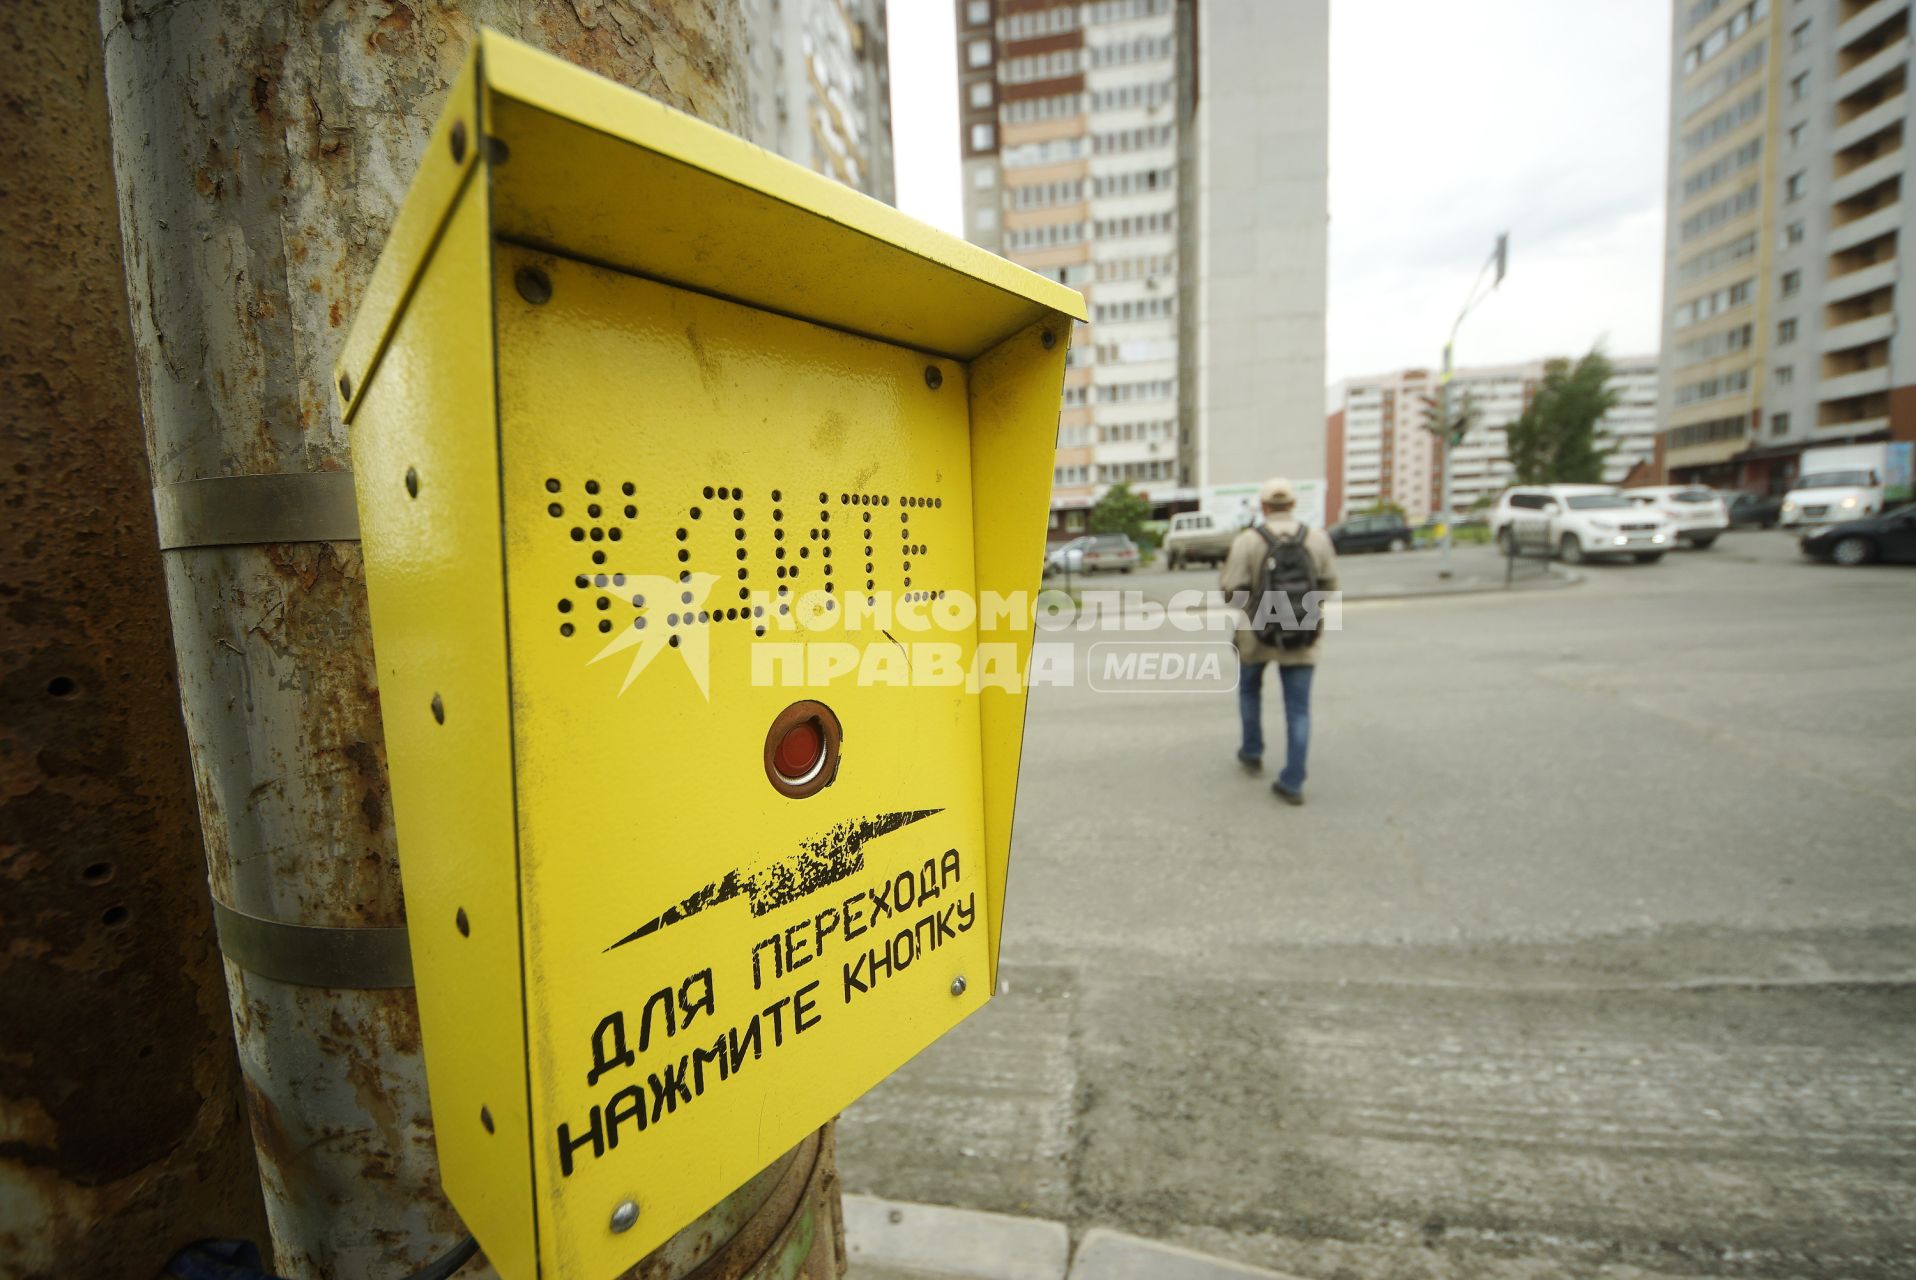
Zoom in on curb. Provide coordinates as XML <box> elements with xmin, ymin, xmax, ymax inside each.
<box><xmin>1059</xmin><ymin>568</ymin><xmax>1584</xmax><ymax>615</ymax></box>
<box><xmin>1340</xmin><ymin>565</ymin><xmax>1583</xmax><ymax>602</ymax></box>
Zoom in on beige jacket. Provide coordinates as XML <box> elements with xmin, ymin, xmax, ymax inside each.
<box><xmin>1218</xmin><ymin>516</ymin><xmax>1340</xmax><ymax>667</ymax></box>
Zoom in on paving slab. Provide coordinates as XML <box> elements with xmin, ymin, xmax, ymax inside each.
<box><xmin>843</xmin><ymin>1194</ymin><xmax>1070</xmax><ymax>1280</ymax></box>
<box><xmin>1066</xmin><ymin>1228</ymin><xmax>1300</xmax><ymax>1280</ymax></box>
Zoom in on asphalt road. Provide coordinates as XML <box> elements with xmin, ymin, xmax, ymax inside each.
<box><xmin>837</xmin><ymin>529</ymin><xmax>1916</xmax><ymax>1278</ymax></box>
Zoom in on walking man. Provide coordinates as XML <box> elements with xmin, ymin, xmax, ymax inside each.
<box><xmin>1218</xmin><ymin>477</ymin><xmax>1339</xmax><ymax>805</ymax></box>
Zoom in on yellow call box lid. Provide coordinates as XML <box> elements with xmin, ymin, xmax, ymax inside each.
<box><xmin>338</xmin><ymin>30</ymin><xmax>1080</xmax><ymax>1279</ymax></box>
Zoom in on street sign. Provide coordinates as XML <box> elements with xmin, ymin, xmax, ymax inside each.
<box><xmin>336</xmin><ymin>32</ymin><xmax>1082</xmax><ymax>1280</ymax></box>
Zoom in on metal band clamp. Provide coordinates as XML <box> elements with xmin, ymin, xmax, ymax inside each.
<box><xmin>212</xmin><ymin>901</ymin><xmax>412</xmax><ymax>989</ymax></box>
<box><xmin>155</xmin><ymin>472</ymin><xmax>359</xmax><ymax>549</ymax></box>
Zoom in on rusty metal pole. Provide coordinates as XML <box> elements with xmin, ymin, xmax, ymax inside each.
<box><xmin>0</xmin><ymin>2</ymin><xmax>269</xmax><ymax>1275</ymax></box>
<box><xmin>94</xmin><ymin>3</ymin><xmax>842</xmax><ymax>1275</ymax></box>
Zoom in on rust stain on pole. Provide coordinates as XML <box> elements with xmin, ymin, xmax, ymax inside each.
<box><xmin>93</xmin><ymin>2</ymin><xmax>839</xmax><ymax>1275</ymax></box>
<box><xmin>0</xmin><ymin>0</ymin><xmax>267</xmax><ymax>1274</ymax></box>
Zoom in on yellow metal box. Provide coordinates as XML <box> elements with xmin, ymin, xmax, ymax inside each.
<box><xmin>336</xmin><ymin>31</ymin><xmax>1082</xmax><ymax>1279</ymax></box>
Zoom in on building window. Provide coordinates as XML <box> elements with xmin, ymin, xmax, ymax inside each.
<box><xmin>1788</xmin><ymin>121</ymin><xmax>1805</xmax><ymax>150</ymax></box>
<box><xmin>1781</xmin><ymin>269</ymin><xmax>1801</xmax><ymax>296</ymax></box>
<box><xmin>1785</xmin><ymin>171</ymin><xmax>1806</xmax><ymax>201</ymax></box>
<box><xmin>1771</xmin><ymin>412</ymin><xmax>1790</xmax><ymax>437</ymax></box>
<box><xmin>1789</xmin><ymin>72</ymin><xmax>1808</xmax><ymax>102</ymax></box>
<box><xmin>1672</xmin><ymin>276</ymin><xmax>1754</xmax><ymax>328</ymax></box>
<box><xmin>1783</xmin><ymin>220</ymin><xmax>1805</xmax><ymax>246</ymax></box>
<box><xmin>1778</xmin><ymin>317</ymin><xmax>1798</xmax><ymax>343</ymax></box>
<box><xmin>969</xmin><ymin>122</ymin><xmax>995</xmax><ymax>151</ymax></box>
<box><xmin>973</xmin><ymin>208</ymin><xmax>997</xmax><ymax>232</ymax></box>
<box><xmin>968</xmin><ymin>80</ymin><xmax>993</xmax><ymax>109</ymax></box>
<box><xmin>1790</xmin><ymin>20</ymin><xmax>1810</xmax><ymax>51</ymax></box>
<box><xmin>967</xmin><ymin>0</ymin><xmax>991</xmax><ymax>25</ymax></box>
<box><xmin>967</xmin><ymin>39</ymin><xmax>992</xmax><ymax>69</ymax></box>
<box><xmin>1775</xmin><ymin>364</ymin><xmax>1794</xmax><ymax>385</ymax></box>
<box><xmin>972</xmin><ymin>166</ymin><xmax>996</xmax><ymax>189</ymax></box>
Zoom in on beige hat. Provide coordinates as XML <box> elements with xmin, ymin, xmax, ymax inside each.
<box><xmin>1259</xmin><ymin>476</ymin><xmax>1296</xmax><ymax>506</ymax></box>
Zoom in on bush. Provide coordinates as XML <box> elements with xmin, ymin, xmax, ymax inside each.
<box><xmin>1090</xmin><ymin>482</ymin><xmax>1151</xmax><ymax>544</ymax></box>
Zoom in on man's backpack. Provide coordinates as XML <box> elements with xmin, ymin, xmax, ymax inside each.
<box><xmin>1252</xmin><ymin>524</ymin><xmax>1321</xmax><ymax>650</ymax></box>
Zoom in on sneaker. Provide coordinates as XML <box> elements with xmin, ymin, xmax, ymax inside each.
<box><xmin>1236</xmin><ymin>750</ymin><xmax>1262</xmax><ymax>772</ymax></box>
<box><xmin>1271</xmin><ymin>781</ymin><xmax>1304</xmax><ymax>806</ymax></box>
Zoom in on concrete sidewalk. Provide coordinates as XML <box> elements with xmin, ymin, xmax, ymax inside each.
<box><xmin>843</xmin><ymin>1195</ymin><xmax>1301</xmax><ymax>1280</ymax></box>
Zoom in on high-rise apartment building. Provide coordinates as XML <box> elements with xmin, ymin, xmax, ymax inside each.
<box><xmin>1657</xmin><ymin>0</ymin><xmax>1914</xmax><ymax>491</ymax></box>
<box><xmin>955</xmin><ymin>0</ymin><xmax>1327</xmax><ymax>540</ymax></box>
<box><xmin>743</xmin><ymin>0</ymin><xmax>896</xmax><ymax>203</ymax></box>
<box><xmin>1331</xmin><ymin>358</ymin><xmax>1661</xmax><ymax>522</ymax></box>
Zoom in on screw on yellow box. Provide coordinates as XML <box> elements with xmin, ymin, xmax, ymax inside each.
<box><xmin>335</xmin><ymin>30</ymin><xmax>1082</xmax><ymax>1280</ymax></box>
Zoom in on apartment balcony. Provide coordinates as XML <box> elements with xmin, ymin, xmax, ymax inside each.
<box><xmin>1819</xmin><ymin>365</ymin><xmax>1893</xmax><ymax>401</ymax></box>
<box><xmin>1840</xmin><ymin>0</ymin><xmax>1912</xmax><ymax>49</ymax></box>
<box><xmin>1825</xmin><ymin>259</ymin><xmax>1900</xmax><ymax>302</ymax></box>
<box><xmin>1832</xmin><ymin>96</ymin><xmax>1909</xmax><ymax>153</ymax></box>
<box><xmin>1827</xmin><ymin>200</ymin><xmax>1905</xmax><ymax>251</ymax></box>
<box><xmin>1815</xmin><ymin>414</ymin><xmax>1892</xmax><ymax>437</ymax></box>
<box><xmin>1667</xmin><ymin>436</ymin><xmax>1747</xmax><ymax>469</ymax></box>
<box><xmin>1820</xmin><ymin>311</ymin><xmax>1899</xmax><ymax>352</ymax></box>
<box><xmin>1836</xmin><ymin>37</ymin><xmax>1912</xmax><ymax>101</ymax></box>
<box><xmin>1831</xmin><ymin>150</ymin><xmax>1906</xmax><ymax>202</ymax></box>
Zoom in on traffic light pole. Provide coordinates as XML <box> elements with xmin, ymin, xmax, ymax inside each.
<box><xmin>1438</xmin><ymin>340</ymin><xmax>1456</xmax><ymax>578</ymax></box>
<box><xmin>1436</xmin><ymin>233</ymin><xmax>1508</xmax><ymax>580</ymax></box>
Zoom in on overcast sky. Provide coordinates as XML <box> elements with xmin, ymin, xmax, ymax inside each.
<box><xmin>886</xmin><ymin>0</ymin><xmax>1673</xmax><ymax>391</ymax></box>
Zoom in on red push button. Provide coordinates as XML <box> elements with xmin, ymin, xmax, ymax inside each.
<box><xmin>773</xmin><ymin>720</ymin><xmax>823</xmax><ymax>782</ymax></box>
<box><xmin>763</xmin><ymin>700</ymin><xmax>842</xmax><ymax>798</ymax></box>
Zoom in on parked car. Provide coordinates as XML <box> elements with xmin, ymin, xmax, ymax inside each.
<box><xmin>1798</xmin><ymin>503</ymin><xmax>1916</xmax><ymax>565</ymax></box>
<box><xmin>1488</xmin><ymin>485</ymin><xmax>1677</xmax><ymax>564</ymax></box>
<box><xmin>1044</xmin><ymin>533</ymin><xmax>1139</xmax><ymax>576</ymax></box>
<box><xmin>1725</xmin><ymin>491</ymin><xmax>1783</xmax><ymax>529</ymax></box>
<box><xmin>1162</xmin><ymin>510</ymin><xmax>1240</xmax><ymax>569</ymax></box>
<box><xmin>1328</xmin><ymin>513</ymin><xmax>1412</xmax><ymax>554</ymax></box>
<box><xmin>1624</xmin><ymin>486</ymin><xmax>1729</xmax><ymax>548</ymax></box>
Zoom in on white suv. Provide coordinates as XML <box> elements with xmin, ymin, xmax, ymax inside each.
<box><xmin>1490</xmin><ymin>484</ymin><xmax>1677</xmax><ymax>564</ymax></box>
<box><xmin>1624</xmin><ymin>485</ymin><xmax>1729</xmax><ymax>549</ymax></box>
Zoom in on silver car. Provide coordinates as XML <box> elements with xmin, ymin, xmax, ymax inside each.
<box><xmin>1045</xmin><ymin>534</ymin><xmax>1140</xmax><ymax>576</ymax></box>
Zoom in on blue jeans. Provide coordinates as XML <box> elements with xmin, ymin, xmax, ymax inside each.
<box><xmin>1238</xmin><ymin>659</ymin><xmax>1314</xmax><ymax>792</ymax></box>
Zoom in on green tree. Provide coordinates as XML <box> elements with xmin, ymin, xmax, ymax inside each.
<box><xmin>1504</xmin><ymin>348</ymin><xmax>1619</xmax><ymax>484</ymax></box>
<box><xmin>1356</xmin><ymin>500</ymin><xmax>1407</xmax><ymax>519</ymax></box>
<box><xmin>1090</xmin><ymin>482</ymin><xmax>1151</xmax><ymax>543</ymax></box>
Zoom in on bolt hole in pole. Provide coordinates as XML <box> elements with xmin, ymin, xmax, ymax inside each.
<box><xmin>405</xmin><ymin>466</ymin><xmax>419</xmax><ymax>499</ymax></box>
<box><xmin>1041</xmin><ymin>328</ymin><xmax>1056</xmax><ymax>349</ymax></box>
<box><xmin>480</xmin><ymin>1106</ymin><xmax>494</xmax><ymax>1134</ymax></box>
<box><xmin>455</xmin><ymin>907</ymin><xmax>469</xmax><ymax>937</ymax></box>
<box><xmin>337</xmin><ymin>372</ymin><xmax>352</xmax><ymax>401</ymax></box>
<box><xmin>46</xmin><ymin>675</ymin><xmax>77</xmax><ymax>698</ymax></box>
<box><xmin>515</xmin><ymin>265</ymin><xmax>552</xmax><ymax>305</ymax></box>
<box><xmin>923</xmin><ymin>365</ymin><xmax>942</xmax><ymax>390</ymax></box>
<box><xmin>431</xmin><ymin>693</ymin><xmax>445</xmax><ymax>725</ymax></box>
<box><xmin>449</xmin><ymin>119</ymin><xmax>467</xmax><ymax>163</ymax></box>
